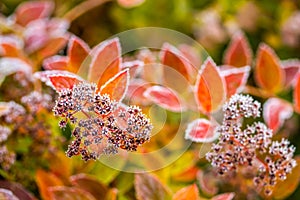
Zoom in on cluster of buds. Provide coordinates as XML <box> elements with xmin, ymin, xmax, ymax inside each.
<box><xmin>0</xmin><ymin>124</ymin><xmax>15</xmax><ymax>170</ymax></box>
<box><xmin>21</xmin><ymin>91</ymin><xmax>53</xmax><ymax>113</ymax></box>
<box><xmin>206</xmin><ymin>94</ymin><xmax>297</xmax><ymax>195</ymax></box>
<box><xmin>53</xmin><ymin>82</ymin><xmax>152</xmax><ymax>161</ymax></box>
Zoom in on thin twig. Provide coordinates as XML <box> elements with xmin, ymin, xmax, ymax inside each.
<box><xmin>63</xmin><ymin>0</ymin><xmax>112</xmax><ymax>22</ymax></box>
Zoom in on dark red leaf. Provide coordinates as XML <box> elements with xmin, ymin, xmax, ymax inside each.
<box><xmin>263</xmin><ymin>98</ymin><xmax>293</xmax><ymax>133</ymax></box>
<box><xmin>223</xmin><ymin>32</ymin><xmax>252</xmax><ymax>67</ymax></box>
<box><xmin>143</xmin><ymin>85</ymin><xmax>184</xmax><ymax>112</ymax></box>
<box><xmin>88</xmin><ymin>38</ymin><xmax>121</xmax><ymax>85</ymax></box>
<box><xmin>185</xmin><ymin>118</ymin><xmax>218</xmax><ymax>143</ymax></box>
<box><xmin>134</xmin><ymin>173</ymin><xmax>171</xmax><ymax>200</ymax></box>
<box><xmin>195</xmin><ymin>57</ymin><xmax>226</xmax><ymax>113</ymax></box>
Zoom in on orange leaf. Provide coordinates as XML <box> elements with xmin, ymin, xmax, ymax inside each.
<box><xmin>43</xmin><ymin>56</ymin><xmax>68</xmax><ymax>70</ymax></box>
<box><xmin>294</xmin><ymin>74</ymin><xmax>300</xmax><ymax>113</ymax></box>
<box><xmin>49</xmin><ymin>74</ymin><xmax>82</xmax><ymax>92</ymax></box>
<box><xmin>223</xmin><ymin>32</ymin><xmax>252</xmax><ymax>67</ymax></box>
<box><xmin>88</xmin><ymin>38</ymin><xmax>121</xmax><ymax>85</ymax></box>
<box><xmin>143</xmin><ymin>85</ymin><xmax>184</xmax><ymax>112</ymax></box>
<box><xmin>15</xmin><ymin>1</ymin><xmax>54</xmax><ymax>26</ymax></box>
<box><xmin>134</xmin><ymin>173</ymin><xmax>171</xmax><ymax>200</ymax></box>
<box><xmin>263</xmin><ymin>98</ymin><xmax>293</xmax><ymax>133</ymax></box>
<box><xmin>37</xmin><ymin>35</ymin><xmax>69</xmax><ymax>61</ymax></box>
<box><xmin>221</xmin><ymin>65</ymin><xmax>250</xmax><ymax>98</ymax></box>
<box><xmin>172</xmin><ymin>166</ymin><xmax>198</xmax><ymax>182</ymax></box>
<box><xmin>68</xmin><ymin>35</ymin><xmax>90</xmax><ymax>73</ymax></box>
<box><xmin>185</xmin><ymin>118</ymin><xmax>218</xmax><ymax>143</ymax></box>
<box><xmin>161</xmin><ymin>43</ymin><xmax>192</xmax><ymax>82</ymax></box>
<box><xmin>172</xmin><ymin>184</ymin><xmax>200</xmax><ymax>200</ymax></box>
<box><xmin>35</xmin><ymin>169</ymin><xmax>63</xmax><ymax>200</ymax></box>
<box><xmin>211</xmin><ymin>193</ymin><xmax>235</xmax><ymax>200</ymax></box>
<box><xmin>255</xmin><ymin>43</ymin><xmax>284</xmax><ymax>93</ymax></box>
<box><xmin>99</xmin><ymin>69</ymin><xmax>129</xmax><ymax>102</ymax></box>
<box><xmin>195</xmin><ymin>57</ymin><xmax>226</xmax><ymax>113</ymax></box>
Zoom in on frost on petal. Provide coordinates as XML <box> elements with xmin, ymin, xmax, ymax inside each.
<box><xmin>195</xmin><ymin>57</ymin><xmax>226</xmax><ymax>113</ymax></box>
<box><xmin>161</xmin><ymin>43</ymin><xmax>192</xmax><ymax>83</ymax></box>
<box><xmin>99</xmin><ymin>69</ymin><xmax>129</xmax><ymax>102</ymax></box>
<box><xmin>34</xmin><ymin>70</ymin><xmax>83</xmax><ymax>91</ymax></box>
<box><xmin>0</xmin><ymin>58</ymin><xmax>32</xmax><ymax>85</ymax></box>
<box><xmin>15</xmin><ymin>1</ymin><xmax>54</xmax><ymax>26</ymax></box>
<box><xmin>143</xmin><ymin>85</ymin><xmax>184</xmax><ymax>112</ymax></box>
<box><xmin>281</xmin><ymin>59</ymin><xmax>300</xmax><ymax>88</ymax></box>
<box><xmin>68</xmin><ymin>35</ymin><xmax>90</xmax><ymax>73</ymax></box>
<box><xmin>48</xmin><ymin>75</ymin><xmax>82</xmax><ymax>92</ymax></box>
<box><xmin>43</xmin><ymin>55</ymin><xmax>68</xmax><ymax>70</ymax></box>
<box><xmin>185</xmin><ymin>118</ymin><xmax>218</xmax><ymax>143</ymax></box>
<box><xmin>255</xmin><ymin>43</ymin><xmax>284</xmax><ymax>93</ymax></box>
<box><xmin>0</xmin><ymin>36</ymin><xmax>24</xmax><ymax>57</ymax></box>
<box><xmin>223</xmin><ymin>32</ymin><xmax>252</xmax><ymax>67</ymax></box>
<box><xmin>263</xmin><ymin>98</ymin><xmax>293</xmax><ymax>133</ymax></box>
<box><xmin>211</xmin><ymin>193</ymin><xmax>235</xmax><ymax>200</ymax></box>
<box><xmin>88</xmin><ymin>38</ymin><xmax>121</xmax><ymax>85</ymax></box>
<box><xmin>220</xmin><ymin>65</ymin><xmax>250</xmax><ymax>98</ymax></box>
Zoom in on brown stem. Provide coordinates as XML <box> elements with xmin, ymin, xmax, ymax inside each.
<box><xmin>63</xmin><ymin>0</ymin><xmax>112</xmax><ymax>22</ymax></box>
<box><xmin>244</xmin><ymin>85</ymin><xmax>273</xmax><ymax>99</ymax></box>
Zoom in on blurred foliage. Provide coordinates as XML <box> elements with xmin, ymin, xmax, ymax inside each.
<box><xmin>0</xmin><ymin>0</ymin><xmax>300</xmax><ymax>199</ymax></box>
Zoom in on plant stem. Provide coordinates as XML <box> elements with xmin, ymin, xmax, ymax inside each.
<box><xmin>63</xmin><ymin>0</ymin><xmax>112</xmax><ymax>22</ymax></box>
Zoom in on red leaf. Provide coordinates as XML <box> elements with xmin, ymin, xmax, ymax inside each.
<box><xmin>49</xmin><ymin>186</ymin><xmax>96</xmax><ymax>200</ymax></box>
<box><xmin>263</xmin><ymin>98</ymin><xmax>293</xmax><ymax>133</ymax></box>
<box><xmin>195</xmin><ymin>57</ymin><xmax>226</xmax><ymax>113</ymax></box>
<box><xmin>185</xmin><ymin>118</ymin><xmax>219</xmax><ymax>143</ymax></box>
<box><xmin>161</xmin><ymin>43</ymin><xmax>192</xmax><ymax>82</ymax></box>
<box><xmin>223</xmin><ymin>32</ymin><xmax>252</xmax><ymax>67</ymax></box>
<box><xmin>134</xmin><ymin>173</ymin><xmax>171</xmax><ymax>200</ymax></box>
<box><xmin>122</xmin><ymin>60</ymin><xmax>143</xmax><ymax>78</ymax></box>
<box><xmin>197</xmin><ymin>169</ymin><xmax>218</xmax><ymax>196</ymax></box>
<box><xmin>281</xmin><ymin>59</ymin><xmax>300</xmax><ymax>88</ymax></box>
<box><xmin>88</xmin><ymin>38</ymin><xmax>121</xmax><ymax>85</ymax></box>
<box><xmin>68</xmin><ymin>35</ymin><xmax>90</xmax><ymax>73</ymax></box>
<box><xmin>211</xmin><ymin>193</ymin><xmax>235</xmax><ymax>200</ymax></box>
<box><xmin>294</xmin><ymin>74</ymin><xmax>300</xmax><ymax>113</ymax></box>
<box><xmin>99</xmin><ymin>69</ymin><xmax>129</xmax><ymax>102</ymax></box>
<box><xmin>126</xmin><ymin>79</ymin><xmax>151</xmax><ymax>105</ymax></box>
<box><xmin>15</xmin><ymin>1</ymin><xmax>54</xmax><ymax>26</ymax></box>
<box><xmin>49</xmin><ymin>75</ymin><xmax>82</xmax><ymax>92</ymax></box>
<box><xmin>143</xmin><ymin>85</ymin><xmax>184</xmax><ymax>112</ymax></box>
<box><xmin>172</xmin><ymin>184</ymin><xmax>200</xmax><ymax>200</ymax></box>
<box><xmin>221</xmin><ymin>65</ymin><xmax>250</xmax><ymax>98</ymax></box>
<box><xmin>43</xmin><ymin>56</ymin><xmax>68</xmax><ymax>70</ymax></box>
<box><xmin>255</xmin><ymin>43</ymin><xmax>284</xmax><ymax>93</ymax></box>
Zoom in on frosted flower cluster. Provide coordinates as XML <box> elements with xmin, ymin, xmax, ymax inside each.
<box><xmin>206</xmin><ymin>94</ymin><xmax>296</xmax><ymax>195</ymax></box>
<box><xmin>53</xmin><ymin>82</ymin><xmax>152</xmax><ymax>161</ymax></box>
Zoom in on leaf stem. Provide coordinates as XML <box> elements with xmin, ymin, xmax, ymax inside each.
<box><xmin>63</xmin><ymin>0</ymin><xmax>112</xmax><ymax>22</ymax></box>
